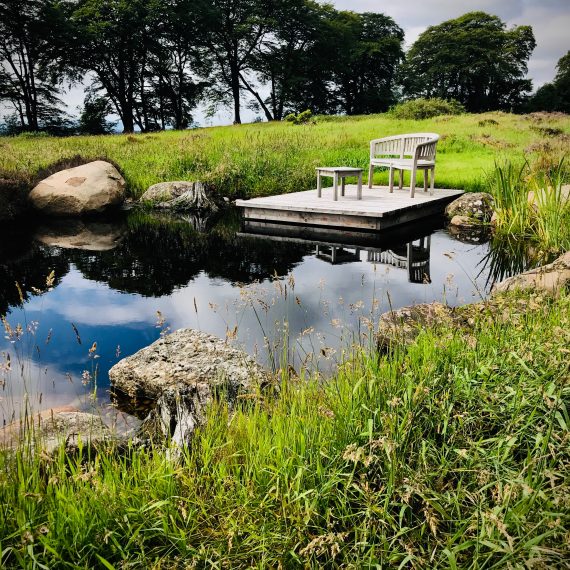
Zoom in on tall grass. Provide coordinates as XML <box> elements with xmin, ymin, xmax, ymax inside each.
<box><xmin>1</xmin><ymin>111</ymin><xmax>569</xmax><ymax>198</ymax></box>
<box><xmin>488</xmin><ymin>156</ymin><xmax>570</xmax><ymax>254</ymax></box>
<box><xmin>1</xmin><ymin>291</ymin><xmax>569</xmax><ymax>568</ymax></box>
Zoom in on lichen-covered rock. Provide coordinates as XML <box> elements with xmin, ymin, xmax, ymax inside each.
<box><xmin>109</xmin><ymin>329</ymin><xmax>270</xmax><ymax>447</ymax></box>
<box><xmin>492</xmin><ymin>251</ymin><xmax>570</xmax><ymax>296</ymax></box>
<box><xmin>445</xmin><ymin>192</ymin><xmax>494</xmax><ymax>223</ymax></box>
<box><xmin>29</xmin><ymin>161</ymin><xmax>125</xmax><ymax>216</ymax></box>
<box><xmin>140</xmin><ymin>181</ymin><xmax>194</xmax><ymax>203</ymax></box>
<box><xmin>141</xmin><ymin>181</ymin><xmax>218</xmax><ymax>212</ymax></box>
<box><xmin>376</xmin><ymin>302</ymin><xmax>457</xmax><ymax>350</ymax></box>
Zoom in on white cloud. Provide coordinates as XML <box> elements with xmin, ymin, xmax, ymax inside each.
<box><xmin>332</xmin><ymin>0</ymin><xmax>568</xmax><ymax>86</ymax></box>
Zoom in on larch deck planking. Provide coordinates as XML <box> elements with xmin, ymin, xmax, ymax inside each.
<box><xmin>236</xmin><ymin>185</ymin><xmax>464</xmax><ymax>231</ymax></box>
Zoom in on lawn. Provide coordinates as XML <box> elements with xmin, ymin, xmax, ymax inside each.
<box><xmin>1</xmin><ymin>111</ymin><xmax>569</xmax><ymax>199</ymax></box>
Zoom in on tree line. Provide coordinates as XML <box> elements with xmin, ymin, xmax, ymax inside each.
<box><xmin>0</xmin><ymin>1</ymin><xmax>557</xmax><ymax>135</ymax></box>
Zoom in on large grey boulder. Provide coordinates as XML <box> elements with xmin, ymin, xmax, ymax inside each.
<box><xmin>446</xmin><ymin>192</ymin><xmax>494</xmax><ymax>225</ymax></box>
<box><xmin>141</xmin><ymin>181</ymin><xmax>218</xmax><ymax>212</ymax></box>
<box><xmin>29</xmin><ymin>160</ymin><xmax>125</xmax><ymax>216</ymax></box>
<box><xmin>492</xmin><ymin>251</ymin><xmax>570</xmax><ymax>296</ymax></box>
<box><xmin>109</xmin><ymin>329</ymin><xmax>270</xmax><ymax>447</ymax></box>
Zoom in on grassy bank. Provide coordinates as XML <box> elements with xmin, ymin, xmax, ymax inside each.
<box><xmin>1</xmin><ymin>290</ymin><xmax>569</xmax><ymax>568</ymax></box>
<box><xmin>1</xmin><ymin>112</ymin><xmax>569</xmax><ymax>199</ymax></box>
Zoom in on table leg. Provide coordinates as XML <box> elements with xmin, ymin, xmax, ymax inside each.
<box><xmin>357</xmin><ymin>172</ymin><xmax>362</xmax><ymax>200</ymax></box>
<box><xmin>333</xmin><ymin>172</ymin><xmax>339</xmax><ymax>201</ymax></box>
<box><xmin>317</xmin><ymin>172</ymin><xmax>322</xmax><ymax>198</ymax></box>
<box><xmin>341</xmin><ymin>176</ymin><xmax>345</xmax><ymax>197</ymax></box>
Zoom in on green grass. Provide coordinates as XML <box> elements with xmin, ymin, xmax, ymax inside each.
<box><xmin>1</xmin><ymin>111</ymin><xmax>569</xmax><ymax>199</ymax></box>
<box><xmin>1</xmin><ymin>291</ymin><xmax>569</xmax><ymax>568</ymax></box>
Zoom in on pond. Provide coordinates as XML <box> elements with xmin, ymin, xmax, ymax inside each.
<box><xmin>0</xmin><ymin>208</ymin><xmax>512</xmax><ymax>428</ymax></box>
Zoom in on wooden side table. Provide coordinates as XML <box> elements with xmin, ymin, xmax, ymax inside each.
<box><xmin>316</xmin><ymin>167</ymin><xmax>363</xmax><ymax>201</ymax></box>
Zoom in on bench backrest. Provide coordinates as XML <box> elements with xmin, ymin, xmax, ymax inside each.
<box><xmin>370</xmin><ymin>133</ymin><xmax>439</xmax><ymax>161</ymax></box>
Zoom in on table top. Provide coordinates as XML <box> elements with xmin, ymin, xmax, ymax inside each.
<box><xmin>316</xmin><ymin>167</ymin><xmax>363</xmax><ymax>174</ymax></box>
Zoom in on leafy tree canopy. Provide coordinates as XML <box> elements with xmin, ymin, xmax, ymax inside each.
<box><xmin>400</xmin><ymin>12</ymin><xmax>536</xmax><ymax>112</ymax></box>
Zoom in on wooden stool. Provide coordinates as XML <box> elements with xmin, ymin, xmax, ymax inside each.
<box><xmin>316</xmin><ymin>167</ymin><xmax>363</xmax><ymax>201</ymax></box>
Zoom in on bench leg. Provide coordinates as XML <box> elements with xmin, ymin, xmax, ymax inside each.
<box><xmin>410</xmin><ymin>169</ymin><xmax>417</xmax><ymax>198</ymax></box>
<box><xmin>389</xmin><ymin>167</ymin><xmax>395</xmax><ymax>193</ymax></box>
<box><xmin>430</xmin><ymin>167</ymin><xmax>435</xmax><ymax>195</ymax></box>
<box><xmin>398</xmin><ymin>169</ymin><xmax>404</xmax><ymax>190</ymax></box>
<box><xmin>317</xmin><ymin>173</ymin><xmax>322</xmax><ymax>198</ymax></box>
<box><xmin>357</xmin><ymin>172</ymin><xmax>362</xmax><ymax>200</ymax></box>
<box><xmin>341</xmin><ymin>176</ymin><xmax>345</xmax><ymax>197</ymax></box>
<box><xmin>424</xmin><ymin>169</ymin><xmax>428</xmax><ymax>193</ymax></box>
<box><xmin>368</xmin><ymin>163</ymin><xmax>373</xmax><ymax>188</ymax></box>
<box><xmin>333</xmin><ymin>172</ymin><xmax>339</xmax><ymax>201</ymax></box>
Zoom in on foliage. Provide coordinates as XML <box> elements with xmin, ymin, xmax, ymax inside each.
<box><xmin>284</xmin><ymin>109</ymin><xmax>314</xmax><ymax>124</ymax></box>
<box><xmin>388</xmin><ymin>98</ymin><xmax>465</xmax><ymax>120</ymax></box>
<box><xmin>71</xmin><ymin>0</ymin><xmax>204</xmax><ymax>133</ymax></box>
<box><xmin>0</xmin><ymin>0</ymin><xmax>76</xmax><ymax>132</ymax></box>
<box><xmin>488</xmin><ymin>156</ymin><xmax>570</xmax><ymax>254</ymax></box>
<box><xmin>1</xmin><ymin>111</ymin><xmax>569</xmax><ymax>199</ymax></box>
<box><xmin>1</xmin><ymin>291</ymin><xmax>569</xmax><ymax>567</ymax></box>
<box><xmin>78</xmin><ymin>93</ymin><xmax>116</xmax><ymax>135</ymax></box>
<box><xmin>529</xmin><ymin>51</ymin><xmax>570</xmax><ymax>113</ymax></box>
<box><xmin>331</xmin><ymin>12</ymin><xmax>404</xmax><ymax>115</ymax></box>
<box><xmin>400</xmin><ymin>12</ymin><xmax>536</xmax><ymax>112</ymax></box>
<box><xmin>195</xmin><ymin>0</ymin><xmax>275</xmax><ymax>125</ymax></box>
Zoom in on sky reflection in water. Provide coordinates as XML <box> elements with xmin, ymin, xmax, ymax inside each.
<box><xmin>0</xmin><ymin>210</ymin><xmax>495</xmax><ymax>424</ymax></box>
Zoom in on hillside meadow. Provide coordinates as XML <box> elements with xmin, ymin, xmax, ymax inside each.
<box><xmin>1</xmin><ymin>111</ymin><xmax>569</xmax><ymax>199</ymax></box>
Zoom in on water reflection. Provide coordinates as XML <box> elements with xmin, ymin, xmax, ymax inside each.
<box><xmin>1</xmin><ymin>209</ymin><xmax>500</xmax><ymax>423</ymax></box>
<box><xmin>240</xmin><ymin>218</ymin><xmax>436</xmax><ymax>283</ymax></box>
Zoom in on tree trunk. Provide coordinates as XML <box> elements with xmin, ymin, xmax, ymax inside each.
<box><xmin>230</xmin><ymin>66</ymin><xmax>241</xmax><ymax>124</ymax></box>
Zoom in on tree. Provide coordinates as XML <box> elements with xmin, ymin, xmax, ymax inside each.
<box><xmin>243</xmin><ymin>0</ymin><xmax>325</xmax><ymax>121</ymax></box>
<box><xmin>528</xmin><ymin>51</ymin><xmax>570</xmax><ymax>113</ymax></box>
<box><xmin>78</xmin><ymin>92</ymin><xmax>116</xmax><ymax>134</ymax></box>
<box><xmin>72</xmin><ymin>0</ymin><xmax>159</xmax><ymax>133</ymax></box>
<box><xmin>400</xmin><ymin>12</ymin><xmax>536</xmax><ymax>112</ymax></box>
<box><xmin>149</xmin><ymin>0</ymin><xmax>206</xmax><ymax>130</ymax></box>
<box><xmin>0</xmin><ymin>0</ymin><xmax>74</xmax><ymax>131</ymax></box>
<box><xmin>553</xmin><ymin>51</ymin><xmax>570</xmax><ymax>113</ymax></box>
<box><xmin>332</xmin><ymin>12</ymin><xmax>404</xmax><ymax>115</ymax></box>
<box><xmin>196</xmin><ymin>0</ymin><xmax>275</xmax><ymax>124</ymax></box>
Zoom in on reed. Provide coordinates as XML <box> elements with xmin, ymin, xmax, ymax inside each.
<box><xmin>488</xmin><ymin>156</ymin><xmax>570</xmax><ymax>254</ymax></box>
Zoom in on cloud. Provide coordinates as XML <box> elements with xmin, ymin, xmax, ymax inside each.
<box><xmin>332</xmin><ymin>0</ymin><xmax>568</xmax><ymax>86</ymax></box>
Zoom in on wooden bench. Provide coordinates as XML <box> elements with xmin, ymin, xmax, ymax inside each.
<box><xmin>368</xmin><ymin>133</ymin><xmax>439</xmax><ymax>198</ymax></box>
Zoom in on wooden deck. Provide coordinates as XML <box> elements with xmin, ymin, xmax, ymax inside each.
<box><xmin>236</xmin><ymin>186</ymin><xmax>463</xmax><ymax>231</ymax></box>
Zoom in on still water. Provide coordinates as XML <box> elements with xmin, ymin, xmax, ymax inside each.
<box><xmin>0</xmin><ymin>209</ymin><xmax>501</xmax><ymax>425</ymax></box>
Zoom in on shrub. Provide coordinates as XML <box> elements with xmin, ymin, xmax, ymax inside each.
<box><xmin>388</xmin><ymin>98</ymin><xmax>465</xmax><ymax>120</ymax></box>
<box><xmin>284</xmin><ymin>109</ymin><xmax>314</xmax><ymax>125</ymax></box>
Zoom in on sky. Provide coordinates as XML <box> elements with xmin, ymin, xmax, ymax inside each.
<box><xmin>32</xmin><ymin>0</ymin><xmax>570</xmax><ymax>126</ymax></box>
